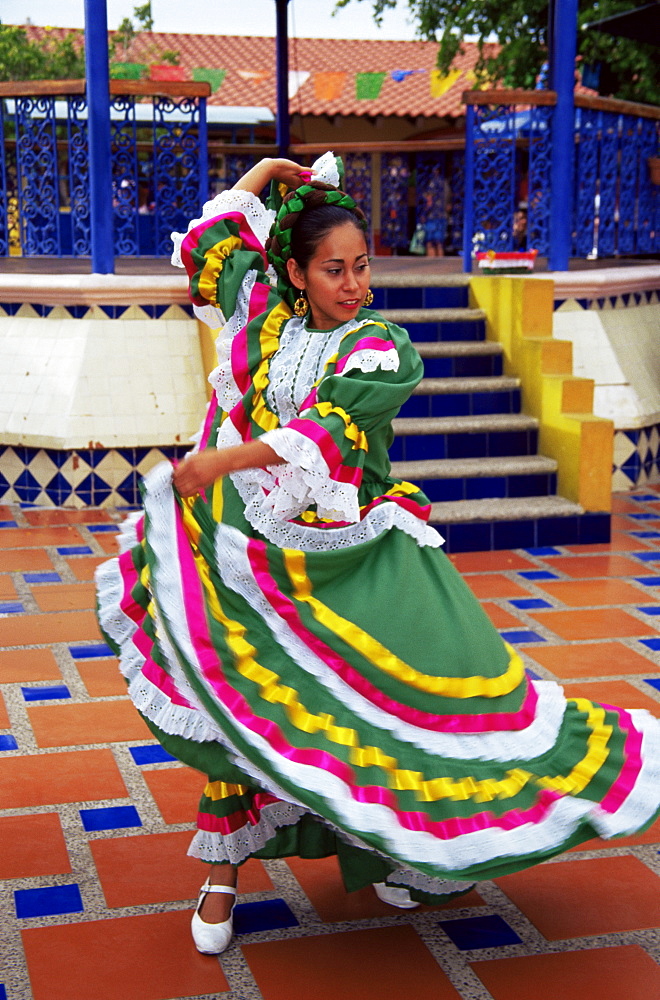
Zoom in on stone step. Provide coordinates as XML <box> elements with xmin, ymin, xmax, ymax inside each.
<box><xmin>392</xmin><ymin>413</ymin><xmax>538</xmax><ymax>437</ymax></box>
<box><xmin>415</xmin><ymin>341</ymin><xmax>502</xmax><ymax>358</ymax></box>
<box><xmin>428</xmin><ymin>494</ymin><xmax>583</xmax><ymax>525</ymax></box>
<box><xmin>413</xmin><ymin>375</ymin><xmax>520</xmax><ymax>395</ymax></box>
<box><xmin>380</xmin><ymin>307</ymin><xmax>485</xmax><ymax>325</ymax></box>
<box><xmin>391</xmin><ymin>455</ymin><xmax>557</xmax><ymax>481</ymax></box>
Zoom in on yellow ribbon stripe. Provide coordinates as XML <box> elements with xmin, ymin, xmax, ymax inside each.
<box><xmin>176</xmin><ymin>506</ymin><xmax>613</xmax><ymax>807</ymax></box>
<box><xmin>312</xmin><ymin>400</ymin><xmax>368</xmax><ymax>453</ymax></box>
<box><xmin>283</xmin><ymin>549</ymin><xmax>524</xmax><ymax>699</ymax></box>
<box><xmin>204</xmin><ymin>780</ymin><xmax>250</xmax><ymax>800</ymax></box>
<box><xmin>251</xmin><ymin>301</ymin><xmax>292</xmax><ymax>433</ymax></box>
<box><xmin>198</xmin><ymin>236</ymin><xmax>243</xmax><ymax>305</ymax></box>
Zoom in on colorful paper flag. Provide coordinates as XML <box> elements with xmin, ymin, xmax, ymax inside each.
<box><xmin>193</xmin><ymin>68</ymin><xmax>227</xmax><ymax>92</ymax></box>
<box><xmin>313</xmin><ymin>72</ymin><xmax>347</xmax><ymax>101</ymax></box>
<box><xmin>110</xmin><ymin>62</ymin><xmax>146</xmax><ymax>80</ymax></box>
<box><xmin>356</xmin><ymin>71</ymin><xmax>386</xmax><ymax>100</ymax></box>
<box><xmin>236</xmin><ymin>69</ymin><xmax>271</xmax><ymax>84</ymax></box>
<box><xmin>430</xmin><ymin>68</ymin><xmax>463</xmax><ymax>98</ymax></box>
<box><xmin>150</xmin><ymin>64</ymin><xmax>187</xmax><ymax>82</ymax></box>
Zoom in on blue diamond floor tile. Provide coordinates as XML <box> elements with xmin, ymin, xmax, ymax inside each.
<box><xmin>0</xmin><ymin>735</ymin><xmax>18</xmax><ymax>751</ymax></box>
<box><xmin>634</xmin><ymin>552</ymin><xmax>660</xmax><ymax>562</ymax></box>
<box><xmin>57</xmin><ymin>545</ymin><xmax>94</xmax><ymax>555</ymax></box>
<box><xmin>638</xmin><ymin>606</ymin><xmax>660</xmax><ymax>615</ymax></box>
<box><xmin>233</xmin><ymin>898</ymin><xmax>299</xmax><ymax>935</ymax></box>
<box><xmin>630</xmin><ymin>532</ymin><xmax>660</xmax><ymax>539</ymax></box>
<box><xmin>130</xmin><ymin>745</ymin><xmax>177</xmax><ymax>765</ymax></box>
<box><xmin>79</xmin><ymin>806</ymin><xmax>142</xmax><ymax>831</ymax></box>
<box><xmin>629</xmin><ymin>513</ymin><xmax>658</xmax><ymax>520</ymax></box>
<box><xmin>525</xmin><ymin>668</ymin><xmax>542</xmax><ymax>680</ymax></box>
<box><xmin>87</xmin><ymin>524</ymin><xmax>119</xmax><ymax>533</ymax></box>
<box><xmin>634</xmin><ymin>577</ymin><xmax>660</xmax><ymax>587</ymax></box>
<box><xmin>640</xmin><ymin>639</ymin><xmax>660</xmax><ymax>652</ymax></box>
<box><xmin>0</xmin><ymin>602</ymin><xmax>24</xmax><ymax>614</ymax></box>
<box><xmin>14</xmin><ymin>884</ymin><xmax>84</xmax><ymax>919</ymax></box>
<box><xmin>439</xmin><ymin>914</ymin><xmax>522</xmax><ymax>950</ymax></box>
<box><xmin>21</xmin><ymin>685</ymin><xmax>71</xmax><ymax>702</ymax></box>
<box><xmin>517</xmin><ymin>570</ymin><xmax>559</xmax><ymax>580</ymax></box>
<box><xmin>509</xmin><ymin>598</ymin><xmax>553</xmax><ymax>610</ymax></box>
<box><xmin>630</xmin><ymin>494</ymin><xmax>660</xmax><ymax>502</ymax></box>
<box><xmin>0</xmin><ymin>520</ymin><xmax>17</xmax><ymax>529</ymax></box>
<box><xmin>499</xmin><ymin>630</ymin><xmax>547</xmax><ymax>644</ymax></box>
<box><xmin>0</xmin><ymin>983</ymin><xmax>7</xmax><ymax>1000</ymax></box>
<box><xmin>23</xmin><ymin>571</ymin><xmax>62</xmax><ymax>583</ymax></box>
<box><xmin>523</xmin><ymin>547</ymin><xmax>562</xmax><ymax>557</ymax></box>
<box><xmin>69</xmin><ymin>643</ymin><xmax>114</xmax><ymax>659</ymax></box>
<box><xmin>644</xmin><ymin>679</ymin><xmax>660</xmax><ymax>693</ymax></box>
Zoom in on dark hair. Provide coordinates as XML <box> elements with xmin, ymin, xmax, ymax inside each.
<box><xmin>290</xmin><ymin>204</ymin><xmax>367</xmax><ymax>272</ymax></box>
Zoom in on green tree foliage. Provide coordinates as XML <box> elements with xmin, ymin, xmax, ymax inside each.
<box><xmin>336</xmin><ymin>0</ymin><xmax>660</xmax><ymax>104</ymax></box>
<box><xmin>0</xmin><ymin>24</ymin><xmax>85</xmax><ymax>81</ymax></box>
<box><xmin>133</xmin><ymin>3</ymin><xmax>154</xmax><ymax>33</ymax></box>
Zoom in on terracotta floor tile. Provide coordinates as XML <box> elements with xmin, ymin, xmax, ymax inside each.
<box><xmin>536</xmin><ymin>578</ymin><xmax>654</xmax><ymax>607</ymax></box>
<box><xmin>521</xmin><ymin>641</ymin><xmax>656</xmax><ymax>678</ymax></box>
<box><xmin>463</xmin><ymin>574</ymin><xmax>531</xmax><ymax>600</ymax></box>
<box><xmin>0</xmin><ymin>574</ymin><xmax>17</xmax><ymax>599</ymax></box>
<box><xmin>561</xmin><ymin>678</ymin><xmax>660</xmax><ymax>717</ymax></box>
<box><xmin>0</xmin><ymin>525</ymin><xmax>86</xmax><ymax>549</ymax></box>
<box><xmin>0</xmin><ymin>690</ymin><xmax>9</xmax><ymax>728</ymax></box>
<box><xmin>67</xmin><ymin>555</ymin><xmax>107</xmax><ymax>581</ymax></box>
<box><xmin>471</xmin><ymin>945</ymin><xmax>660</xmax><ymax>1000</ymax></box>
<box><xmin>22</xmin><ymin>910</ymin><xmax>227</xmax><ymax>1000</ymax></box>
<box><xmin>0</xmin><ymin>609</ymin><xmax>101</xmax><ymax>646</ymax></box>
<box><xmin>612</xmin><ymin>496</ymin><xmax>646</xmax><ymax>512</ymax></box>
<box><xmin>544</xmin><ymin>555</ymin><xmax>648</xmax><ymax>579</ymax></box>
<box><xmin>23</xmin><ymin>509</ymin><xmax>114</xmax><ymax>526</ymax></box>
<box><xmin>563</xmin><ymin>532</ymin><xmax>655</xmax><ymax>553</ymax></box>
<box><xmin>143</xmin><ymin>766</ymin><xmax>202</xmax><ymax>824</ymax></box>
<box><xmin>28</xmin><ymin>700</ymin><xmax>152</xmax><ymax>747</ymax></box>
<box><xmin>96</xmin><ymin>533</ymin><xmax>119</xmax><ymax>554</ymax></box>
<box><xmin>449</xmin><ymin>550</ymin><xmax>537</xmax><ymax>574</ymax></box>
<box><xmin>32</xmin><ymin>581</ymin><xmax>98</xmax><ymax>612</ymax></box>
<box><xmin>0</xmin><ymin>813</ymin><xmax>71</xmax><ymax>878</ymax></box>
<box><xmin>285</xmin><ymin>855</ymin><xmax>483</xmax><ymax>922</ymax></box>
<box><xmin>0</xmin><ymin>504</ymin><xmax>14</xmax><ymax>519</ymax></box>
<box><xmin>570</xmin><ymin>815</ymin><xmax>660</xmax><ymax>851</ymax></box>
<box><xmin>0</xmin><ymin>749</ymin><xmax>126</xmax><ymax>808</ymax></box>
<box><xmin>527</xmin><ymin>607</ymin><xmax>659</xmax><ymax>640</ymax></box>
<box><xmin>242</xmin><ymin>925</ymin><xmax>462</xmax><ymax>1000</ymax></box>
<box><xmin>496</xmin><ymin>856</ymin><xmax>660</xmax><ymax>939</ymax></box>
<box><xmin>76</xmin><ymin>658</ymin><xmax>126</xmax><ymax>697</ymax></box>
<box><xmin>1</xmin><ymin>548</ymin><xmax>54</xmax><ymax>572</ymax></box>
<box><xmin>481</xmin><ymin>602</ymin><xmax>524</xmax><ymax>629</ymax></box>
<box><xmin>0</xmin><ymin>647</ymin><xmax>62</xmax><ymax>683</ymax></box>
<box><xmin>92</xmin><ymin>832</ymin><xmax>272</xmax><ymax>908</ymax></box>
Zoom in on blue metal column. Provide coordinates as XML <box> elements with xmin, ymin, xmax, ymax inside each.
<box><xmin>462</xmin><ymin>104</ymin><xmax>475</xmax><ymax>272</ymax></box>
<box><xmin>275</xmin><ymin>0</ymin><xmax>291</xmax><ymax>157</ymax></box>
<box><xmin>84</xmin><ymin>0</ymin><xmax>114</xmax><ymax>272</ymax></box>
<box><xmin>549</xmin><ymin>0</ymin><xmax>578</xmax><ymax>271</ymax></box>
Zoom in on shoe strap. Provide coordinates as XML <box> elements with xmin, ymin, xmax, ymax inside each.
<box><xmin>200</xmin><ymin>881</ymin><xmax>236</xmax><ymax>896</ymax></box>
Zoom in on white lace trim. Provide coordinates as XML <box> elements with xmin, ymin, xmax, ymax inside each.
<box><xmin>214</xmin><ymin>523</ymin><xmax>569</xmax><ymax>759</ymax></box>
<box><xmin>187</xmin><ymin>800</ymin><xmax>308</xmax><ymax>865</ymax></box>
<box><xmin>208</xmin><ymin>269</ymin><xmax>259</xmax><ymax>411</ymax></box>
<box><xmin>260</xmin><ymin>426</ymin><xmax>361</xmax><ymax>522</ymax></box>
<box><xmin>341</xmin><ymin>347</ymin><xmax>400</xmax><ymax>376</ymax></box>
<box><xmin>310</xmin><ymin>150</ymin><xmax>341</xmax><ymax>187</ymax></box>
<box><xmin>384</xmin><ymin>867</ymin><xmax>475</xmax><ymax>895</ymax></box>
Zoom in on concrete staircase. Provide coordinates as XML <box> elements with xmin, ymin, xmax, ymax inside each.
<box><xmin>371</xmin><ymin>275</ymin><xmax>610</xmax><ymax>552</ymax></box>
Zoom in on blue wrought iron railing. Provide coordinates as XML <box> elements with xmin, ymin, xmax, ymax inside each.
<box><xmin>1</xmin><ymin>80</ymin><xmax>658</xmax><ymax>264</ymax></box>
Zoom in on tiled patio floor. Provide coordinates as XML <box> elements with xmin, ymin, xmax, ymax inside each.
<box><xmin>2</xmin><ymin>488</ymin><xmax>660</xmax><ymax>1000</ymax></box>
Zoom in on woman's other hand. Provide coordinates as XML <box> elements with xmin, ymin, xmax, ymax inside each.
<box><xmin>172</xmin><ymin>452</ymin><xmax>226</xmax><ymax>496</ymax></box>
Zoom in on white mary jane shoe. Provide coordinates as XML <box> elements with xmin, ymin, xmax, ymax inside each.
<box><xmin>373</xmin><ymin>881</ymin><xmax>420</xmax><ymax>909</ymax></box>
<box><xmin>191</xmin><ymin>880</ymin><xmax>237</xmax><ymax>955</ymax></box>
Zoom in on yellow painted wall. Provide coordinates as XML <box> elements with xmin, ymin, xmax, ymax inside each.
<box><xmin>469</xmin><ymin>276</ymin><xmax>613</xmax><ymax>512</ymax></box>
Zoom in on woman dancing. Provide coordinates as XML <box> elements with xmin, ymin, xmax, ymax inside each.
<box><xmin>96</xmin><ymin>152</ymin><xmax>660</xmax><ymax>955</ymax></box>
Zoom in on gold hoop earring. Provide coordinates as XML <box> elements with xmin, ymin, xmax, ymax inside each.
<box><xmin>293</xmin><ymin>290</ymin><xmax>309</xmax><ymax>318</ymax></box>
<box><xmin>363</xmin><ymin>288</ymin><xmax>374</xmax><ymax>307</ymax></box>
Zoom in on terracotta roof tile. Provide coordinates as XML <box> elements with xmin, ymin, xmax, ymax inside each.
<box><xmin>25</xmin><ymin>26</ymin><xmax>496</xmax><ymax>119</ymax></box>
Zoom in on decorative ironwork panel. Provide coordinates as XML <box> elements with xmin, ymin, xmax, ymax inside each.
<box><xmin>223</xmin><ymin>153</ymin><xmax>256</xmax><ymax>192</ymax></box>
<box><xmin>573</xmin><ymin>107</ymin><xmax>598</xmax><ymax>258</ymax></box>
<box><xmin>448</xmin><ymin>150</ymin><xmax>464</xmax><ymax>254</ymax></box>
<box><xmin>472</xmin><ymin>103</ymin><xmax>517</xmax><ymax>253</ymax></box>
<box><xmin>527</xmin><ymin>104</ymin><xmax>553</xmax><ymax>256</ymax></box>
<box><xmin>596</xmin><ymin>111</ymin><xmax>619</xmax><ymax>257</ymax></box>
<box><xmin>15</xmin><ymin>97</ymin><xmax>61</xmax><ymax>255</ymax></box>
<box><xmin>415</xmin><ymin>153</ymin><xmax>448</xmax><ymax>253</ymax></box>
<box><xmin>617</xmin><ymin>114</ymin><xmax>640</xmax><ymax>255</ymax></box>
<box><xmin>110</xmin><ymin>96</ymin><xmax>139</xmax><ymax>255</ymax></box>
<box><xmin>380</xmin><ymin>153</ymin><xmax>410</xmax><ymax>250</ymax></box>
<box><xmin>0</xmin><ymin>103</ymin><xmax>9</xmax><ymax>256</ymax></box>
<box><xmin>66</xmin><ymin>96</ymin><xmax>91</xmax><ymax>256</ymax></box>
<box><xmin>345</xmin><ymin>152</ymin><xmax>372</xmax><ymax>248</ymax></box>
<box><xmin>152</xmin><ymin>96</ymin><xmax>204</xmax><ymax>256</ymax></box>
<box><xmin>636</xmin><ymin>117</ymin><xmax>659</xmax><ymax>254</ymax></box>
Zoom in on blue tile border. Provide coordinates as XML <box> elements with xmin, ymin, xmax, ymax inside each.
<box><xmin>14</xmin><ymin>884</ymin><xmax>84</xmax><ymax>919</ymax></box>
<box><xmin>439</xmin><ymin>914</ymin><xmax>522</xmax><ymax>950</ymax></box>
<box><xmin>79</xmin><ymin>806</ymin><xmax>142</xmax><ymax>831</ymax></box>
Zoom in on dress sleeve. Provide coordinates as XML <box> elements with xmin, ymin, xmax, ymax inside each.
<box><xmin>171</xmin><ymin>188</ymin><xmax>278</xmax><ymax>331</ymax></box>
<box><xmin>260</xmin><ymin>321</ymin><xmax>423</xmax><ymax>522</ymax></box>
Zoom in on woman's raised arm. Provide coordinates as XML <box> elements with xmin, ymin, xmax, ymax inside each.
<box><xmin>232</xmin><ymin>157</ymin><xmax>312</xmax><ymax>196</ymax></box>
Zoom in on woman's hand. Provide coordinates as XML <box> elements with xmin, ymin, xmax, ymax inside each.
<box><xmin>232</xmin><ymin>158</ymin><xmax>313</xmax><ymax>196</ymax></box>
<box><xmin>172</xmin><ymin>451</ymin><xmax>228</xmax><ymax>496</ymax></box>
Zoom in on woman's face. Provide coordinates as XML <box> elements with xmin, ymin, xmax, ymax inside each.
<box><xmin>287</xmin><ymin>222</ymin><xmax>370</xmax><ymax>331</ymax></box>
